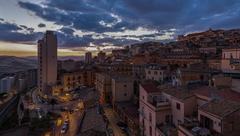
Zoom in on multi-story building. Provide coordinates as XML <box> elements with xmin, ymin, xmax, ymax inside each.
<box><xmin>85</xmin><ymin>52</ymin><xmax>92</xmax><ymax>64</ymax></box>
<box><xmin>221</xmin><ymin>48</ymin><xmax>240</xmax><ymax>71</ymax></box>
<box><xmin>112</xmin><ymin>49</ymin><xmax>129</xmax><ymax>58</ymax></box>
<box><xmin>58</xmin><ymin>59</ymin><xmax>77</xmax><ymax>72</ymax></box>
<box><xmin>139</xmin><ymin>81</ymin><xmax>173</xmax><ymax>136</ymax></box>
<box><xmin>0</xmin><ymin>76</ymin><xmax>15</xmax><ymax>93</ymax></box>
<box><xmin>110</xmin><ymin>64</ymin><xmax>133</xmax><ymax>76</ymax></box>
<box><xmin>38</xmin><ymin>31</ymin><xmax>57</xmax><ymax>95</ymax></box>
<box><xmin>111</xmin><ymin>76</ymin><xmax>134</xmax><ymax>106</ymax></box>
<box><xmin>139</xmin><ymin>80</ymin><xmax>240</xmax><ymax>136</ymax></box>
<box><xmin>97</xmin><ymin>51</ymin><xmax>106</xmax><ymax>63</ymax></box>
<box><xmin>95</xmin><ymin>73</ymin><xmax>112</xmax><ymax>104</ymax></box>
<box><xmin>61</xmin><ymin>72</ymin><xmax>84</xmax><ymax>91</ymax></box>
<box><xmin>145</xmin><ymin>64</ymin><xmax>168</xmax><ymax>83</ymax></box>
<box><xmin>61</xmin><ymin>69</ymin><xmax>96</xmax><ymax>91</ymax></box>
<box><xmin>132</xmin><ymin>64</ymin><xmax>146</xmax><ymax>81</ymax></box>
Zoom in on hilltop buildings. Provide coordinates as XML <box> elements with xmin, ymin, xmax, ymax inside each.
<box><xmin>29</xmin><ymin>28</ymin><xmax>240</xmax><ymax>136</ymax></box>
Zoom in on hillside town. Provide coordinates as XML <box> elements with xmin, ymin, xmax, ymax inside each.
<box><xmin>0</xmin><ymin>28</ymin><xmax>240</xmax><ymax>136</ymax></box>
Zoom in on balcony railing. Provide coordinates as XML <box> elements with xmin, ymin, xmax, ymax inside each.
<box><xmin>178</xmin><ymin>116</ymin><xmax>212</xmax><ymax>136</ymax></box>
<box><xmin>148</xmin><ymin>96</ymin><xmax>170</xmax><ymax>108</ymax></box>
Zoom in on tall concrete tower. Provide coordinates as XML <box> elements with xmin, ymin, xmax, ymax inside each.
<box><xmin>38</xmin><ymin>31</ymin><xmax>57</xmax><ymax>95</ymax></box>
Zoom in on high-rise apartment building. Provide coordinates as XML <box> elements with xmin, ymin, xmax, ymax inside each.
<box><xmin>85</xmin><ymin>52</ymin><xmax>92</xmax><ymax>64</ymax></box>
<box><xmin>97</xmin><ymin>51</ymin><xmax>106</xmax><ymax>63</ymax></box>
<box><xmin>38</xmin><ymin>31</ymin><xmax>57</xmax><ymax>95</ymax></box>
<box><xmin>0</xmin><ymin>76</ymin><xmax>15</xmax><ymax>93</ymax></box>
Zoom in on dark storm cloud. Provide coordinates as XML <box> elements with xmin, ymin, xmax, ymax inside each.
<box><xmin>0</xmin><ymin>21</ymin><xmax>92</xmax><ymax>47</ymax></box>
<box><xmin>0</xmin><ymin>21</ymin><xmax>42</xmax><ymax>43</ymax></box>
<box><xmin>19</xmin><ymin>0</ymin><xmax>240</xmax><ymax>30</ymax></box>
<box><xmin>18</xmin><ymin>1</ymin><xmax>126</xmax><ymax>33</ymax></box>
<box><xmin>7</xmin><ymin>0</ymin><xmax>240</xmax><ymax>47</ymax></box>
<box><xmin>38</xmin><ymin>23</ymin><xmax>46</xmax><ymax>28</ymax></box>
<box><xmin>56</xmin><ymin>32</ymin><xmax>94</xmax><ymax>47</ymax></box>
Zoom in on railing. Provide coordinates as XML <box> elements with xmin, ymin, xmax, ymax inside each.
<box><xmin>150</xmin><ymin>98</ymin><xmax>170</xmax><ymax>108</ymax></box>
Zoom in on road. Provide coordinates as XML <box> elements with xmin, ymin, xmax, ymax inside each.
<box><xmin>28</xmin><ymin>87</ymin><xmax>95</xmax><ymax>136</ymax></box>
<box><xmin>104</xmin><ymin>107</ymin><xmax>126</xmax><ymax>136</ymax></box>
<box><xmin>54</xmin><ymin>110</ymin><xmax>84</xmax><ymax>136</ymax></box>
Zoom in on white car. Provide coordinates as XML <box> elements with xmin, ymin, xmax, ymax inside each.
<box><xmin>61</xmin><ymin>124</ymin><xmax>68</xmax><ymax>134</ymax></box>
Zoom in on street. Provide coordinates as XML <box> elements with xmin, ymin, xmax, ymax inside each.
<box><xmin>54</xmin><ymin>110</ymin><xmax>84</xmax><ymax>136</ymax></box>
<box><xmin>104</xmin><ymin>107</ymin><xmax>126</xmax><ymax>136</ymax></box>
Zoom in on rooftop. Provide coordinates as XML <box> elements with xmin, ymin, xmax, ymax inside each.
<box><xmin>141</xmin><ymin>81</ymin><xmax>161</xmax><ymax>93</ymax></box>
<box><xmin>111</xmin><ymin>74</ymin><xmax>134</xmax><ymax>82</ymax></box>
<box><xmin>199</xmin><ymin>99</ymin><xmax>240</xmax><ymax>118</ymax></box>
<box><xmin>194</xmin><ymin>86</ymin><xmax>240</xmax><ymax>102</ymax></box>
<box><xmin>163</xmin><ymin>86</ymin><xmax>195</xmax><ymax>100</ymax></box>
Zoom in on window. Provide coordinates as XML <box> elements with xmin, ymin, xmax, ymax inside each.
<box><xmin>218</xmin><ymin>122</ymin><xmax>221</xmax><ymax>126</ymax></box>
<box><xmin>142</xmin><ymin>95</ymin><xmax>144</xmax><ymax>100</ymax></box>
<box><xmin>148</xmin><ymin>71</ymin><xmax>151</xmax><ymax>74</ymax></box>
<box><xmin>176</xmin><ymin>103</ymin><xmax>181</xmax><ymax>110</ymax></box>
<box><xmin>149</xmin><ymin>126</ymin><xmax>152</xmax><ymax>136</ymax></box>
<box><xmin>124</xmin><ymin>93</ymin><xmax>127</xmax><ymax>96</ymax></box>
<box><xmin>154</xmin><ymin>71</ymin><xmax>158</xmax><ymax>75</ymax></box>
<box><xmin>149</xmin><ymin>113</ymin><xmax>152</xmax><ymax>122</ymax></box>
<box><xmin>165</xmin><ymin>115</ymin><xmax>170</xmax><ymax>123</ymax></box>
<box><xmin>124</xmin><ymin>84</ymin><xmax>127</xmax><ymax>87</ymax></box>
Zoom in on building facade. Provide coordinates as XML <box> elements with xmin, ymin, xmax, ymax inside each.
<box><xmin>38</xmin><ymin>31</ymin><xmax>58</xmax><ymax>95</ymax></box>
<box><xmin>221</xmin><ymin>48</ymin><xmax>240</xmax><ymax>71</ymax></box>
<box><xmin>85</xmin><ymin>52</ymin><xmax>92</xmax><ymax>64</ymax></box>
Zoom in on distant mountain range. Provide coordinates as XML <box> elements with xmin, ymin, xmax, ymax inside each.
<box><xmin>0</xmin><ymin>56</ymin><xmax>85</xmax><ymax>76</ymax></box>
<box><xmin>25</xmin><ymin>56</ymin><xmax>84</xmax><ymax>61</ymax></box>
<box><xmin>0</xmin><ymin>56</ymin><xmax>37</xmax><ymax>76</ymax></box>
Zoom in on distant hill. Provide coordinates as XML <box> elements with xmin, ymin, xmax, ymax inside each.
<box><xmin>25</xmin><ymin>56</ymin><xmax>84</xmax><ymax>61</ymax></box>
<box><xmin>0</xmin><ymin>56</ymin><xmax>37</xmax><ymax>76</ymax></box>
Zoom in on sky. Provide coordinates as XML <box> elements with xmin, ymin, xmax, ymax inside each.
<box><xmin>0</xmin><ymin>0</ymin><xmax>240</xmax><ymax>56</ymax></box>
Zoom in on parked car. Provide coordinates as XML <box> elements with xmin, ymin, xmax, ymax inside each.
<box><xmin>117</xmin><ymin>121</ymin><xmax>128</xmax><ymax>130</ymax></box>
<box><xmin>61</xmin><ymin>123</ymin><xmax>69</xmax><ymax>134</ymax></box>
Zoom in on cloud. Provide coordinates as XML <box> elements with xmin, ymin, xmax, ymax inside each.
<box><xmin>38</xmin><ymin>23</ymin><xmax>46</xmax><ymax>28</ymax></box>
<box><xmin>1</xmin><ymin>0</ymin><xmax>239</xmax><ymax>49</ymax></box>
<box><xmin>0</xmin><ymin>21</ymin><xmax>42</xmax><ymax>44</ymax></box>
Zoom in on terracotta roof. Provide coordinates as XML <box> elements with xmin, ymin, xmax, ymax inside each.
<box><xmin>163</xmin><ymin>87</ymin><xmax>194</xmax><ymax>100</ymax></box>
<box><xmin>194</xmin><ymin>86</ymin><xmax>240</xmax><ymax>102</ymax></box>
<box><xmin>141</xmin><ymin>81</ymin><xmax>161</xmax><ymax>93</ymax></box>
<box><xmin>199</xmin><ymin>99</ymin><xmax>240</xmax><ymax>118</ymax></box>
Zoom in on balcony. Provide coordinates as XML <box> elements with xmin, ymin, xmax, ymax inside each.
<box><xmin>156</xmin><ymin>123</ymin><xmax>177</xmax><ymax>136</ymax></box>
<box><xmin>178</xmin><ymin>116</ymin><xmax>212</xmax><ymax>136</ymax></box>
<box><xmin>148</xmin><ymin>95</ymin><xmax>170</xmax><ymax>110</ymax></box>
